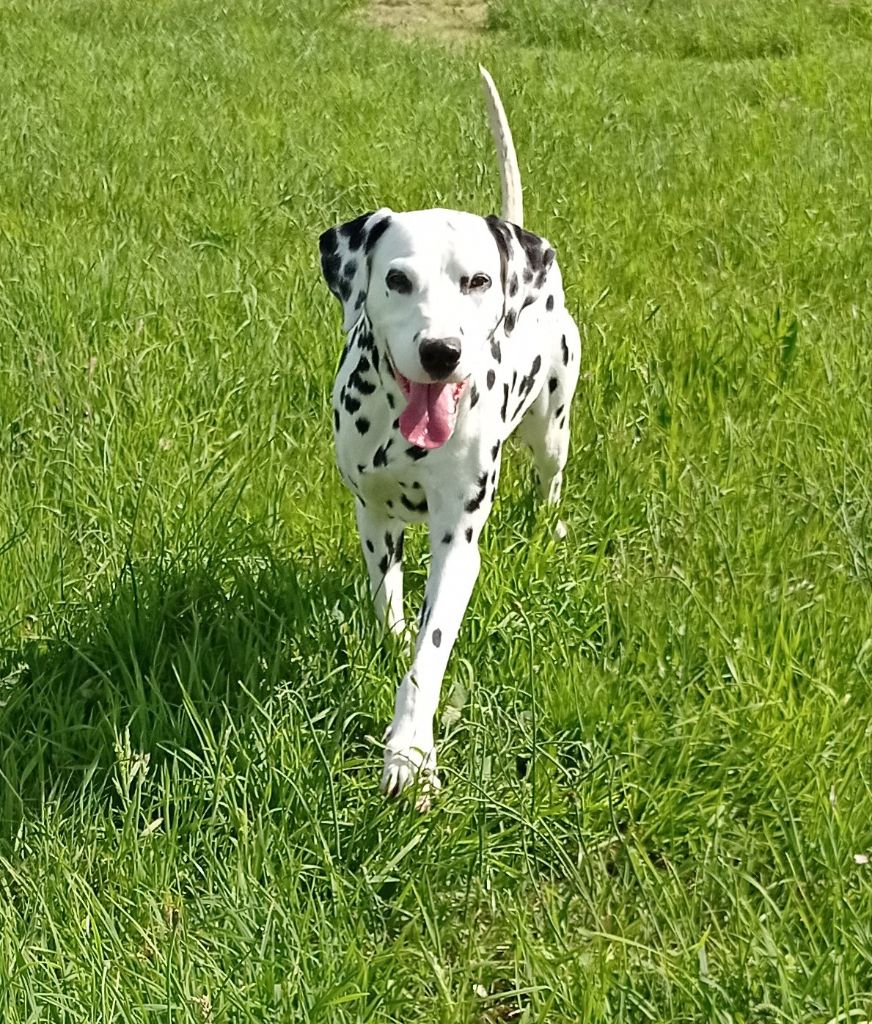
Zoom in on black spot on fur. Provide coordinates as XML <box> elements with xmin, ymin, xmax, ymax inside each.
<box><xmin>343</xmin><ymin>259</ymin><xmax>357</xmax><ymax>279</ymax></box>
<box><xmin>491</xmin><ymin>440</ymin><xmax>500</xmax><ymax>460</ymax></box>
<box><xmin>349</xmin><ymin>374</ymin><xmax>376</xmax><ymax>396</ymax></box>
<box><xmin>508</xmin><ymin>272</ymin><xmax>518</xmax><ymax>297</ymax></box>
<box><xmin>465</xmin><ymin>527</ymin><xmax>473</xmax><ymax>543</ymax></box>
<box><xmin>379</xmin><ymin>554</ymin><xmax>389</xmax><ymax>575</ymax></box>
<box><xmin>338</xmin><ymin>213</ymin><xmax>372</xmax><ymax>252</ymax></box>
<box><xmin>442</xmin><ymin>532</ymin><xmax>453</xmax><ymax>544</ymax></box>
<box><xmin>319</xmin><ymin>227</ymin><xmax>338</xmax><ymax>256</ymax></box>
<box><xmin>355</xmin><ymin>290</ymin><xmax>366</xmax><ymax>310</ymax></box>
<box><xmin>555</xmin><ymin>405</ymin><xmax>564</xmax><ymax>419</ymax></box>
<box><xmin>400</xmin><ymin>493</ymin><xmax>428</xmax><ymax>513</ymax></box>
<box><xmin>333</xmin><ymin>409</ymin><xmax>340</xmax><ymax>431</ymax></box>
<box><xmin>373</xmin><ymin>444</ymin><xmax>389</xmax><ymax>467</ymax></box>
<box><xmin>406</xmin><ymin>446</ymin><xmax>428</xmax><ymax>461</ymax></box>
<box><xmin>486</xmin><ymin>368</ymin><xmax>496</xmax><ymax>390</ymax></box>
<box><xmin>485</xmin><ymin>215</ymin><xmax>511</xmax><ymax>269</ymax></box>
<box><xmin>500</xmin><ymin>384</ymin><xmax>509</xmax><ymax>421</ymax></box>
<box><xmin>470</xmin><ymin>382</ymin><xmax>480</xmax><ymax>408</ymax></box>
<box><xmin>491</xmin><ymin>338</ymin><xmax>501</xmax><ymax>363</ymax></box>
<box><xmin>344</xmin><ymin>394</ymin><xmax>361</xmax><ymax>414</ymax></box>
<box><xmin>364</xmin><ymin>215</ymin><xmax>391</xmax><ymax>254</ymax></box>
<box><xmin>432</xmin><ymin>629</ymin><xmax>442</xmax><ymax>648</ymax></box>
<box><xmin>366</xmin><ymin>539</ymin><xmax>374</xmax><ymax>553</ymax></box>
<box><xmin>516</xmin><ymin>356</ymin><xmax>541</xmax><ymax>404</ymax></box>
<box><xmin>561</xmin><ymin>335</ymin><xmax>569</xmax><ymax>365</ymax></box>
<box><xmin>465</xmin><ymin>471</ymin><xmax>488</xmax><ymax>513</ymax></box>
<box><xmin>548</xmin><ymin>376</ymin><xmax>558</xmax><ymax>394</ymax></box>
<box><xmin>512</xmin><ymin>223</ymin><xmax>554</xmax><ymax>277</ymax></box>
<box><xmin>347</xmin><ymin>355</ymin><xmax>376</xmax><ymax>394</ymax></box>
<box><xmin>386</xmin><ymin>392</ymin><xmax>395</xmax><ymax>409</ymax></box>
<box><xmin>355</xmin><ymin>417</ymin><xmax>370</xmax><ymax>435</ymax></box>
<box><xmin>545</xmin><ymin>294</ymin><xmax>554</xmax><ymax>312</ymax></box>
<box><xmin>504</xmin><ymin>310</ymin><xmax>516</xmax><ymax>334</ymax></box>
<box><xmin>356</xmin><ymin>464</ymin><xmax>365</xmax><ymax>474</ymax></box>
<box><xmin>321</xmin><ymin>251</ymin><xmax>341</xmax><ymax>292</ymax></box>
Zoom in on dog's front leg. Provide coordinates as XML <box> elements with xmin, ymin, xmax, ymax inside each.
<box><xmin>381</xmin><ymin>515</ymin><xmax>484</xmax><ymax>804</ymax></box>
<box><xmin>355</xmin><ymin>500</ymin><xmax>406</xmax><ymax>637</ymax></box>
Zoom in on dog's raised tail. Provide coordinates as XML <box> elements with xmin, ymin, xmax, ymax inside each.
<box><xmin>479</xmin><ymin>65</ymin><xmax>523</xmax><ymax>228</ymax></box>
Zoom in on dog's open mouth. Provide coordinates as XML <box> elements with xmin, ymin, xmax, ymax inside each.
<box><xmin>393</xmin><ymin>370</ymin><xmax>469</xmax><ymax>450</ymax></box>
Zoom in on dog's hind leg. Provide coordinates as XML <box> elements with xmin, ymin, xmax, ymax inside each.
<box><xmin>517</xmin><ymin>318</ymin><xmax>581</xmax><ymax>507</ymax></box>
<box><xmin>355</xmin><ymin>501</ymin><xmax>406</xmax><ymax>636</ymax></box>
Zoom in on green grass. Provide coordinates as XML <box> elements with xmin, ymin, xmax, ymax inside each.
<box><xmin>1</xmin><ymin>0</ymin><xmax>871</xmax><ymax>1019</ymax></box>
<box><xmin>489</xmin><ymin>0</ymin><xmax>872</xmax><ymax>58</ymax></box>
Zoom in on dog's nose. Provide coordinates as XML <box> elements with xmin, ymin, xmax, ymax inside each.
<box><xmin>419</xmin><ymin>337</ymin><xmax>462</xmax><ymax>379</ymax></box>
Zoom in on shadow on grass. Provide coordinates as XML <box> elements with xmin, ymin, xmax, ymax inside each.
<box><xmin>0</xmin><ymin>553</ymin><xmax>378</xmax><ymax>835</ymax></box>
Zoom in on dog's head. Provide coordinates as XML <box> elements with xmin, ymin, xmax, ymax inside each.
<box><xmin>319</xmin><ymin>208</ymin><xmax>554</xmax><ymax>449</ymax></box>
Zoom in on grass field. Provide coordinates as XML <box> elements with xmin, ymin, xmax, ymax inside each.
<box><xmin>1</xmin><ymin>0</ymin><xmax>871</xmax><ymax>1019</ymax></box>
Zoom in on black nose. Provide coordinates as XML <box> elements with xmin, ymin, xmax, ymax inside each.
<box><xmin>419</xmin><ymin>337</ymin><xmax>462</xmax><ymax>379</ymax></box>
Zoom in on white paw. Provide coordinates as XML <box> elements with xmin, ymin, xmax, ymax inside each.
<box><xmin>380</xmin><ymin>733</ymin><xmax>440</xmax><ymax>810</ymax></box>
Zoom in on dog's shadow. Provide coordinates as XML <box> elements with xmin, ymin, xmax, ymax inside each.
<box><xmin>0</xmin><ymin>554</ymin><xmax>383</xmax><ymax>833</ymax></box>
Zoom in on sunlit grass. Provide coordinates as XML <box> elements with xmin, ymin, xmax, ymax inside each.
<box><xmin>0</xmin><ymin>0</ymin><xmax>870</xmax><ymax>1020</ymax></box>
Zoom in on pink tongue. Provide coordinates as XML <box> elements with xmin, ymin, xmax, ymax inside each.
<box><xmin>399</xmin><ymin>381</ymin><xmax>459</xmax><ymax>449</ymax></box>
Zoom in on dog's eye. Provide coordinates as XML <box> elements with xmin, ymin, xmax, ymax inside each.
<box><xmin>465</xmin><ymin>273</ymin><xmax>491</xmax><ymax>292</ymax></box>
<box><xmin>386</xmin><ymin>269</ymin><xmax>413</xmax><ymax>294</ymax></box>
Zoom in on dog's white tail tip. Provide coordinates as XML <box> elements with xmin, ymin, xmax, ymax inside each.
<box><xmin>479</xmin><ymin>65</ymin><xmax>523</xmax><ymax>227</ymax></box>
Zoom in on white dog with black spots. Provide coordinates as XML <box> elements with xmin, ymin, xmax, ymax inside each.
<box><xmin>318</xmin><ymin>68</ymin><xmax>581</xmax><ymax>807</ymax></box>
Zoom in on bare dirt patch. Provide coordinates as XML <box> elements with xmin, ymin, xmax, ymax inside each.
<box><xmin>364</xmin><ymin>0</ymin><xmax>488</xmax><ymax>42</ymax></box>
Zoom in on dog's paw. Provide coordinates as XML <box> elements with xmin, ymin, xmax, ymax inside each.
<box><xmin>380</xmin><ymin>733</ymin><xmax>440</xmax><ymax>810</ymax></box>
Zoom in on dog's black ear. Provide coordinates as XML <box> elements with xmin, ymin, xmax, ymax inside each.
<box><xmin>319</xmin><ymin>208</ymin><xmax>393</xmax><ymax>331</ymax></box>
<box><xmin>485</xmin><ymin>215</ymin><xmax>556</xmax><ymax>336</ymax></box>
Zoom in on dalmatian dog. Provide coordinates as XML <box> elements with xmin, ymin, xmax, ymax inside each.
<box><xmin>318</xmin><ymin>67</ymin><xmax>581</xmax><ymax>806</ymax></box>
